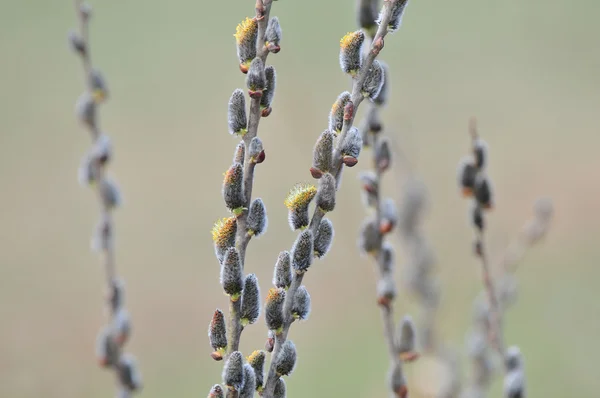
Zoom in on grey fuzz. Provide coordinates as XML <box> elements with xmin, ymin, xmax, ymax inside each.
<box><xmin>233</xmin><ymin>141</ymin><xmax>245</xmax><ymax>164</ymax></box>
<box><xmin>377</xmin><ymin>275</ymin><xmax>397</xmax><ymax>303</ymax></box>
<box><xmin>241</xmin><ymin>274</ymin><xmax>261</xmax><ymax>325</ymax></box>
<box><xmin>373</xmin><ymin>61</ymin><xmax>390</xmax><ymax>106</ymax></box>
<box><xmin>246</xmin><ymin>58</ymin><xmax>266</xmax><ymax>93</ymax></box>
<box><xmin>358</xmin><ymin>217</ymin><xmax>380</xmax><ymax>254</ymax></box>
<box><xmin>288</xmin><ymin>206</ymin><xmax>310</xmax><ymax>231</ymax></box>
<box><xmin>100</xmin><ymin>178</ymin><xmax>122</xmax><ymax>209</ymax></box>
<box><xmin>68</xmin><ymin>30</ymin><xmax>86</xmax><ymax>55</ymax></box>
<box><xmin>92</xmin><ymin>134</ymin><xmax>112</xmax><ymax>163</ymax></box>
<box><xmin>223</xmin><ymin>351</ymin><xmax>245</xmax><ymax>391</ymax></box>
<box><xmin>265</xmin><ymin>17</ymin><xmax>282</xmax><ymax>52</ymax></box>
<box><xmin>239</xmin><ymin>364</ymin><xmax>256</xmax><ymax>398</ymax></box>
<box><xmin>357</xmin><ymin>0</ymin><xmax>379</xmax><ymax>31</ymax></box>
<box><xmin>359</xmin><ymin>171</ymin><xmax>378</xmax><ymax>208</ymax></box>
<box><xmin>329</xmin><ymin>92</ymin><xmax>351</xmax><ymax>132</ymax></box>
<box><xmin>292</xmin><ymin>285</ymin><xmax>311</xmax><ymax>320</ymax></box>
<box><xmin>247</xmin><ymin>350</ymin><xmax>266</xmax><ymax>390</ymax></box>
<box><xmin>75</xmin><ymin>91</ymin><xmax>96</xmax><ymax>127</ymax></box>
<box><xmin>273</xmin><ymin>378</ymin><xmax>287</xmax><ymax>398</ymax></box>
<box><xmin>209</xmin><ymin>309</ymin><xmax>228</xmax><ymax>352</ymax></box>
<box><xmin>220</xmin><ymin>248</ymin><xmax>244</xmax><ymax>298</ymax></box>
<box><xmin>89</xmin><ymin>69</ymin><xmax>108</xmax><ymax>97</ymax></box>
<box><xmin>96</xmin><ymin>326</ymin><xmax>118</xmax><ymax>367</ymax></box>
<box><xmin>266</xmin><ymin>330</ymin><xmax>275</xmax><ymax>352</ymax></box>
<box><xmin>504</xmin><ymin>368</ymin><xmax>526</xmax><ymax>398</ymax></box>
<box><xmin>212</xmin><ymin>217</ymin><xmax>237</xmax><ymax>264</ymax></box>
<box><xmin>339</xmin><ymin>30</ymin><xmax>365</xmax><ymax>75</ymax></box>
<box><xmin>117</xmin><ymin>354</ymin><xmax>142</xmax><ymax>391</ymax></box>
<box><xmin>342</xmin><ymin>126</ymin><xmax>363</xmax><ymax>158</ymax></box>
<box><xmin>375</xmin><ymin>137</ymin><xmax>392</xmax><ymax>171</ymax></box>
<box><xmin>474</xmin><ymin>176</ymin><xmax>493</xmax><ymax>208</ymax></box>
<box><xmin>223</xmin><ymin>163</ymin><xmax>245</xmax><ymax>211</ymax></box>
<box><xmin>314</xmin><ymin>218</ymin><xmax>334</xmax><ymax>258</ymax></box>
<box><xmin>505</xmin><ymin>346</ymin><xmax>523</xmax><ymax>372</ymax></box>
<box><xmin>228</xmin><ymin>89</ymin><xmax>248</xmax><ymax>135</ymax></box>
<box><xmin>235</xmin><ymin>17</ymin><xmax>258</xmax><ymax>68</ymax></box>
<box><xmin>396</xmin><ymin>315</ymin><xmax>417</xmax><ymax>355</ymax></box>
<box><xmin>113</xmin><ymin>307</ymin><xmax>131</xmax><ymax>344</ymax></box>
<box><xmin>265</xmin><ymin>288</ymin><xmax>286</xmax><ymax>331</ymax></box>
<box><xmin>261</xmin><ymin>66</ymin><xmax>277</xmax><ymax>111</ymax></box>
<box><xmin>77</xmin><ymin>153</ymin><xmax>95</xmax><ymax>186</ymax></box>
<box><xmin>248</xmin><ymin>137</ymin><xmax>264</xmax><ymax>161</ymax></box>
<box><xmin>473</xmin><ymin>137</ymin><xmax>488</xmax><ymax>169</ymax></box>
<box><xmin>379</xmin><ymin>0</ymin><xmax>409</xmax><ymax>32</ymax></box>
<box><xmin>362</xmin><ymin>60</ymin><xmax>385</xmax><ymax>100</ymax></box>
<box><xmin>247</xmin><ymin>198</ymin><xmax>268</xmax><ymax>236</ymax></box>
<box><xmin>316</xmin><ymin>173</ymin><xmax>336</xmax><ymax>212</ymax></box>
<box><xmin>208</xmin><ymin>384</ymin><xmax>225</xmax><ymax>398</ymax></box>
<box><xmin>378</xmin><ymin>242</ymin><xmax>395</xmax><ymax>274</ymax></box>
<box><xmin>388</xmin><ymin>361</ymin><xmax>406</xmax><ymax>396</ymax></box>
<box><xmin>312</xmin><ymin>130</ymin><xmax>335</xmax><ymax>177</ymax></box>
<box><xmin>381</xmin><ymin>198</ymin><xmax>398</xmax><ymax>232</ymax></box>
<box><xmin>458</xmin><ymin>157</ymin><xmax>477</xmax><ymax>194</ymax></box>
<box><xmin>273</xmin><ymin>251</ymin><xmax>292</xmax><ymax>289</ymax></box>
<box><xmin>274</xmin><ymin>340</ymin><xmax>297</xmax><ymax>376</ymax></box>
<box><xmin>79</xmin><ymin>2</ymin><xmax>92</xmax><ymax>19</ymax></box>
<box><xmin>291</xmin><ymin>230</ymin><xmax>314</xmax><ymax>274</ymax></box>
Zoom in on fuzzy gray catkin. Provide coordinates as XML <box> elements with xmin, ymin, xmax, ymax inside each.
<box><xmin>316</xmin><ymin>173</ymin><xmax>336</xmax><ymax>212</ymax></box>
<box><xmin>342</xmin><ymin>126</ymin><xmax>363</xmax><ymax>159</ymax></box>
<box><xmin>314</xmin><ymin>218</ymin><xmax>334</xmax><ymax>258</ymax></box>
<box><xmin>358</xmin><ymin>217</ymin><xmax>380</xmax><ymax>254</ymax></box>
<box><xmin>228</xmin><ymin>89</ymin><xmax>247</xmax><ymax>135</ymax></box>
<box><xmin>291</xmin><ymin>285</ymin><xmax>311</xmax><ymax>320</ymax></box>
<box><xmin>339</xmin><ymin>30</ymin><xmax>365</xmax><ymax>76</ymax></box>
<box><xmin>220</xmin><ymin>248</ymin><xmax>244</xmax><ymax>299</ymax></box>
<box><xmin>329</xmin><ymin>92</ymin><xmax>352</xmax><ymax>132</ymax></box>
<box><xmin>273</xmin><ymin>378</ymin><xmax>286</xmax><ymax>398</ymax></box>
<box><xmin>373</xmin><ymin>61</ymin><xmax>390</xmax><ymax>106</ymax></box>
<box><xmin>361</xmin><ymin>60</ymin><xmax>385</xmax><ymax>100</ymax></box>
<box><xmin>274</xmin><ymin>340</ymin><xmax>297</xmax><ymax>376</ymax></box>
<box><xmin>247</xmin><ymin>350</ymin><xmax>266</xmax><ymax>391</ymax></box>
<box><xmin>235</xmin><ymin>17</ymin><xmax>258</xmax><ymax>72</ymax></box>
<box><xmin>240</xmin><ymin>274</ymin><xmax>261</xmax><ymax>325</ymax></box>
<box><xmin>223</xmin><ymin>351</ymin><xmax>245</xmax><ymax>391</ymax></box>
<box><xmin>284</xmin><ymin>183</ymin><xmax>317</xmax><ymax>230</ymax></box>
<box><xmin>291</xmin><ymin>230</ymin><xmax>314</xmax><ymax>274</ymax></box>
<box><xmin>261</xmin><ymin>66</ymin><xmax>277</xmax><ymax>115</ymax></box>
<box><xmin>311</xmin><ymin>130</ymin><xmax>334</xmax><ymax>177</ymax></box>
<box><xmin>248</xmin><ymin>137</ymin><xmax>263</xmax><ymax>161</ymax></box>
<box><xmin>265</xmin><ymin>17</ymin><xmax>282</xmax><ymax>53</ymax></box>
<box><xmin>265</xmin><ymin>288</ymin><xmax>286</xmax><ymax>331</ymax></box>
<box><xmin>273</xmin><ymin>251</ymin><xmax>292</xmax><ymax>289</ymax></box>
<box><xmin>233</xmin><ymin>141</ymin><xmax>245</xmax><ymax>164</ymax></box>
<box><xmin>117</xmin><ymin>354</ymin><xmax>142</xmax><ymax>392</ymax></box>
<box><xmin>208</xmin><ymin>385</ymin><xmax>224</xmax><ymax>398</ymax></box>
<box><xmin>247</xmin><ymin>198</ymin><xmax>268</xmax><ymax>236</ymax></box>
<box><xmin>396</xmin><ymin>315</ymin><xmax>417</xmax><ymax>357</ymax></box>
<box><xmin>247</xmin><ymin>58</ymin><xmax>267</xmax><ymax>98</ymax></box>
<box><xmin>239</xmin><ymin>364</ymin><xmax>257</xmax><ymax>398</ymax></box>
<box><xmin>375</xmin><ymin>137</ymin><xmax>391</xmax><ymax>171</ymax></box>
<box><xmin>209</xmin><ymin>309</ymin><xmax>228</xmax><ymax>354</ymax></box>
<box><xmin>357</xmin><ymin>0</ymin><xmax>379</xmax><ymax>32</ymax></box>
<box><xmin>378</xmin><ymin>0</ymin><xmax>409</xmax><ymax>32</ymax></box>
<box><xmin>222</xmin><ymin>163</ymin><xmax>245</xmax><ymax>212</ymax></box>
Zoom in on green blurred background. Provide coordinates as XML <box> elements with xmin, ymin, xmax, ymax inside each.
<box><xmin>1</xmin><ymin>0</ymin><xmax>599</xmax><ymax>397</ymax></box>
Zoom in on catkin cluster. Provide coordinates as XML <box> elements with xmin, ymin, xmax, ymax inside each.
<box><xmin>68</xmin><ymin>2</ymin><xmax>141</xmax><ymax>397</ymax></box>
<box><xmin>457</xmin><ymin>121</ymin><xmax>553</xmax><ymax>398</ymax></box>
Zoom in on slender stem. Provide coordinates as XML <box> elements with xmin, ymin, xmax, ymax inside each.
<box><xmin>475</xmin><ymin>231</ymin><xmax>504</xmax><ymax>356</ymax></box>
<box><xmin>73</xmin><ymin>1</ymin><xmax>123</xmax><ymax>393</ymax></box>
<box><xmin>264</xmin><ymin>4</ymin><xmax>402</xmax><ymax>396</ymax></box>
<box><xmin>228</xmin><ymin>0</ymin><xmax>275</xmax><ymax>358</ymax></box>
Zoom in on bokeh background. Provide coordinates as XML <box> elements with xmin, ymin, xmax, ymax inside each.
<box><xmin>1</xmin><ymin>0</ymin><xmax>599</xmax><ymax>397</ymax></box>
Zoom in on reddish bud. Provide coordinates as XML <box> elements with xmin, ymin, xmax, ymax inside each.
<box><xmin>310</xmin><ymin>167</ymin><xmax>324</xmax><ymax>179</ymax></box>
<box><xmin>248</xmin><ymin>90</ymin><xmax>263</xmax><ymax>99</ymax></box>
<box><xmin>343</xmin><ymin>101</ymin><xmax>354</xmax><ymax>120</ymax></box>
<box><xmin>239</xmin><ymin>64</ymin><xmax>249</xmax><ymax>74</ymax></box>
<box><xmin>343</xmin><ymin>155</ymin><xmax>358</xmax><ymax>167</ymax></box>
<box><xmin>261</xmin><ymin>107</ymin><xmax>272</xmax><ymax>117</ymax></box>
<box><xmin>256</xmin><ymin>150</ymin><xmax>266</xmax><ymax>164</ymax></box>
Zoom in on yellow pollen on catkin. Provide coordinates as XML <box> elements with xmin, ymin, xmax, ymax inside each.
<box><xmin>340</xmin><ymin>32</ymin><xmax>359</xmax><ymax>49</ymax></box>
<box><xmin>284</xmin><ymin>183</ymin><xmax>317</xmax><ymax>211</ymax></box>
<box><xmin>211</xmin><ymin>217</ymin><xmax>236</xmax><ymax>244</ymax></box>
<box><xmin>234</xmin><ymin>17</ymin><xmax>258</xmax><ymax>44</ymax></box>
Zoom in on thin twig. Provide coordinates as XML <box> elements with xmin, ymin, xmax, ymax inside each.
<box><xmin>226</xmin><ymin>0</ymin><xmax>276</xmax><ymax>368</ymax></box>
<box><xmin>263</xmin><ymin>2</ymin><xmax>403</xmax><ymax>396</ymax></box>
